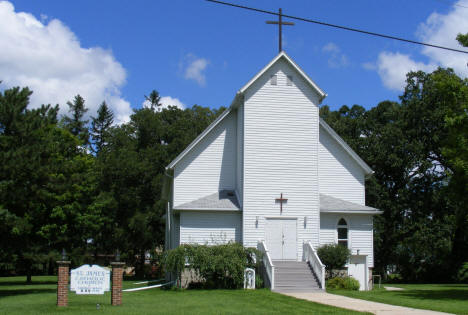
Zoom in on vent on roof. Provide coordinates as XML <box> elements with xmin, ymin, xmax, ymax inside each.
<box><xmin>287</xmin><ymin>75</ymin><xmax>293</xmax><ymax>86</ymax></box>
<box><xmin>270</xmin><ymin>75</ymin><xmax>277</xmax><ymax>85</ymax></box>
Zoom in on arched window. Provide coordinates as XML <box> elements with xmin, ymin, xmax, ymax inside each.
<box><xmin>337</xmin><ymin>218</ymin><xmax>348</xmax><ymax>248</ymax></box>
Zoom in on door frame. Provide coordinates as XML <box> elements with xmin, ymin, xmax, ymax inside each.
<box><xmin>265</xmin><ymin>217</ymin><xmax>298</xmax><ymax>261</ymax></box>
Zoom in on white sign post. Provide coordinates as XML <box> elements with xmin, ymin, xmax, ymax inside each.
<box><xmin>70</xmin><ymin>265</ymin><xmax>110</xmax><ymax>295</ymax></box>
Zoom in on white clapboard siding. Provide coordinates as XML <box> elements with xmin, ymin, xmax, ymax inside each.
<box><xmin>179</xmin><ymin>211</ymin><xmax>242</xmax><ymax>245</ymax></box>
<box><xmin>173</xmin><ymin>112</ymin><xmax>237</xmax><ymax>206</ymax></box>
<box><xmin>319</xmin><ymin>213</ymin><xmax>374</xmax><ymax>267</ymax></box>
<box><xmin>319</xmin><ymin>125</ymin><xmax>365</xmax><ymax>205</ymax></box>
<box><xmin>242</xmin><ymin>58</ymin><xmax>322</xmax><ymax>260</ymax></box>
<box><xmin>236</xmin><ymin>104</ymin><xmax>244</xmax><ymax>206</ymax></box>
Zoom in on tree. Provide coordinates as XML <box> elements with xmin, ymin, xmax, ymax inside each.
<box><xmin>62</xmin><ymin>94</ymin><xmax>89</xmax><ymax>145</ymax></box>
<box><xmin>90</xmin><ymin>101</ymin><xmax>114</xmax><ymax>154</ymax></box>
<box><xmin>0</xmin><ymin>87</ymin><xmax>100</xmax><ymax>281</ymax></box>
<box><xmin>456</xmin><ymin>33</ymin><xmax>468</xmax><ymax>47</ymax></box>
<box><xmin>145</xmin><ymin>90</ymin><xmax>161</xmax><ymax>111</ymax></box>
<box><xmin>317</xmin><ymin>244</ymin><xmax>351</xmax><ymax>278</ymax></box>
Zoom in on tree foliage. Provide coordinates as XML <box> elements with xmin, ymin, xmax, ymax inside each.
<box><xmin>317</xmin><ymin>244</ymin><xmax>351</xmax><ymax>278</ymax></box>
<box><xmin>321</xmin><ymin>67</ymin><xmax>468</xmax><ymax>282</ymax></box>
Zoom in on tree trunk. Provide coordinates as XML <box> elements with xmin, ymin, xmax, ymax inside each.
<box><xmin>26</xmin><ymin>270</ymin><xmax>32</xmax><ymax>284</ymax></box>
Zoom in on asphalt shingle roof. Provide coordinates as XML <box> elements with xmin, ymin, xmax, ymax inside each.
<box><xmin>320</xmin><ymin>194</ymin><xmax>380</xmax><ymax>213</ymax></box>
<box><xmin>174</xmin><ymin>190</ymin><xmax>240</xmax><ymax>211</ymax></box>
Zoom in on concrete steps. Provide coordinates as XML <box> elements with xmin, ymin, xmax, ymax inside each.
<box><xmin>273</xmin><ymin>260</ymin><xmax>321</xmax><ymax>292</ymax></box>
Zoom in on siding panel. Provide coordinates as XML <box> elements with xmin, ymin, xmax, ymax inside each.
<box><xmin>243</xmin><ymin>59</ymin><xmax>321</xmax><ymax>260</ymax></box>
<box><xmin>319</xmin><ymin>213</ymin><xmax>374</xmax><ymax>267</ymax></box>
<box><xmin>174</xmin><ymin>112</ymin><xmax>237</xmax><ymax>206</ymax></box>
<box><xmin>319</xmin><ymin>125</ymin><xmax>365</xmax><ymax>204</ymax></box>
<box><xmin>179</xmin><ymin>211</ymin><xmax>242</xmax><ymax>245</ymax></box>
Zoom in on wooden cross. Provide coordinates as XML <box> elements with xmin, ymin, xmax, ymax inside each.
<box><xmin>266</xmin><ymin>8</ymin><xmax>295</xmax><ymax>53</ymax></box>
<box><xmin>275</xmin><ymin>193</ymin><xmax>288</xmax><ymax>213</ymax></box>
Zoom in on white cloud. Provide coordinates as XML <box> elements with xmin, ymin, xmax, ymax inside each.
<box><xmin>376</xmin><ymin>52</ymin><xmax>436</xmax><ymax>90</ymax></box>
<box><xmin>0</xmin><ymin>1</ymin><xmax>132</xmax><ymax>124</ymax></box>
<box><xmin>180</xmin><ymin>54</ymin><xmax>209</xmax><ymax>86</ymax></box>
<box><xmin>322</xmin><ymin>42</ymin><xmax>349</xmax><ymax>68</ymax></box>
<box><xmin>142</xmin><ymin>95</ymin><xmax>185</xmax><ymax>110</ymax></box>
<box><xmin>368</xmin><ymin>1</ymin><xmax>468</xmax><ymax>91</ymax></box>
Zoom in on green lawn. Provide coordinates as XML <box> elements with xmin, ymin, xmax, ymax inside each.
<box><xmin>328</xmin><ymin>284</ymin><xmax>468</xmax><ymax>315</ymax></box>
<box><xmin>0</xmin><ymin>276</ymin><xmax>365</xmax><ymax>314</ymax></box>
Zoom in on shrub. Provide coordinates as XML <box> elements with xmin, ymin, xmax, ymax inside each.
<box><xmin>317</xmin><ymin>244</ymin><xmax>351</xmax><ymax>278</ymax></box>
<box><xmin>163</xmin><ymin>242</ymin><xmax>261</xmax><ymax>289</ymax></box>
<box><xmin>326</xmin><ymin>276</ymin><xmax>360</xmax><ymax>290</ymax></box>
<box><xmin>457</xmin><ymin>262</ymin><xmax>468</xmax><ymax>283</ymax></box>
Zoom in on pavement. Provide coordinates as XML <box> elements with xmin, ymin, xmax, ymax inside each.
<box><xmin>278</xmin><ymin>291</ymin><xmax>452</xmax><ymax>315</ymax></box>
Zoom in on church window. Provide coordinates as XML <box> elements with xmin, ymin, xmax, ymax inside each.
<box><xmin>287</xmin><ymin>75</ymin><xmax>293</xmax><ymax>86</ymax></box>
<box><xmin>337</xmin><ymin>218</ymin><xmax>348</xmax><ymax>248</ymax></box>
<box><xmin>270</xmin><ymin>74</ymin><xmax>277</xmax><ymax>85</ymax></box>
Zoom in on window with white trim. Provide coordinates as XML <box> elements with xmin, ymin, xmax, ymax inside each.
<box><xmin>337</xmin><ymin>218</ymin><xmax>348</xmax><ymax>248</ymax></box>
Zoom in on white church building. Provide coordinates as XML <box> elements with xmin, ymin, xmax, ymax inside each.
<box><xmin>163</xmin><ymin>52</ymin><xmax>381</xmax><ymax>291</ymax></box>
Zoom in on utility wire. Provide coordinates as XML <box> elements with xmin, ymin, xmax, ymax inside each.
<box><xmin>206</xmin><ymin>0</ymin><xmax>468</xmax><ymax>54</ymax></box>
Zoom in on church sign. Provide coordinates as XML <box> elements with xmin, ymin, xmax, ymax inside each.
<box><xmin>70</xmin><ymin>265</ymin><xmax>110</xmax><ymax>295</ymax></box>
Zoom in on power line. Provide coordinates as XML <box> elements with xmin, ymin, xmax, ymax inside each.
<box><xmin>206</xmin><ymin>0</ymin><xmax>468</xmax><ymax>54</ymax></box>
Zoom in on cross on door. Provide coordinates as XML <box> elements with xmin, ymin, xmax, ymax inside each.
<box><xmin>275</xmin><ymin>193</ymin><xmax>288</xmax><ymax>213</ymax></box>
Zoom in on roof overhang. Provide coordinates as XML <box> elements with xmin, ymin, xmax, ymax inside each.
<box><xmin>320</xmin><ymin>194</ymin><xmax>382</xmax><ymax>215</ymax></box>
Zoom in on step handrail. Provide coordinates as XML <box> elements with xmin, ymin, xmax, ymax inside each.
<box><xmin>257</xmin><ymin>241</ymin><xmax>275</xmax><ymax>290</ymax></box>
<box><xmin>303</xmin><ymin>242</ymin><xmax>326</xmax><ymax>290</ymax></box>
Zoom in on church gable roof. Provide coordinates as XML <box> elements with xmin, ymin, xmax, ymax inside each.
<box><xmin>238</xmin><ymin>51</ymin><xmax>327</xmax><ymax>103</ymax></box>
<box><xmin>319</xmin><ymin>118</ymin><xmax>373</xmax><ymax>175</ymax></box>
<box><xmin>166</xmin><ymin>52</ymin><xmax>371</xmax><ymax>174</ymax></box>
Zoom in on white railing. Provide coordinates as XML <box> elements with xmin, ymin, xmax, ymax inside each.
<box><xmin>303</xmin><ymin>242</ymin><xmax>326</xmax><ymax>290</ymax></box>
<box><xmin>257</xmin><ymin>241</ymin><xmax>275</xmax><ymax>290</ymax></box>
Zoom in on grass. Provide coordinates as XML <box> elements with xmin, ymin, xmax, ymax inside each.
<box><xmin>328</xmin><ymin>283</ymin><xmax>468</xmax><ymax>315</ymax></box>
<box><xmin>0</xmin><ymin>276</ymin><xmax>366</xmax><ymax>314</ymax></box>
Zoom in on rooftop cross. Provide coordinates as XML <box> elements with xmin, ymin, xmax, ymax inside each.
<box><xmin>266</xmin><ymin>8</ymin><xmax>295</xmax><ymax>53</ymax></box>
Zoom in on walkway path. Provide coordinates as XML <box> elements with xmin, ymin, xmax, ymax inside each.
<box><xmin>278</xmin><ymin>291</ymin><xmax>452</xmax><ymax>315</ymax></box>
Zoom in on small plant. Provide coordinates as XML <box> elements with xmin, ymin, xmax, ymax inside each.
<box><xmin>456</xmin><ymin>262</ymin><xmax>468</xmax><ymax>283</ymax></box>
<box><xmin>326</xmin><ymin>276</ymin><xmax>360</xmax><ymax>290</ymax></box>
<box><xmin>317</xmin><ymin>244</ymin><xmax>351</xmax><ymax>278</ymax></box>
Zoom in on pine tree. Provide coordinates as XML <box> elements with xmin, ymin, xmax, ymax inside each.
<box><xmin>62</xmin><ymin>94</ymin><xmax>89</xmax><ymax>145</ymax></box>
<box><xmin>145</xmin><ymin>90</ymin><xmax>161</xmax><ymax>111</ymax></box>
<box><xmin>90</xmin><ymin>101</ymin><xmax>114</xmax><ymax>154</ymax></box>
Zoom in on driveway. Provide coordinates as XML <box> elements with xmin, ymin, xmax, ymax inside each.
<box><xmin>278</xmin><ymin>291</ymin><xmax>452</xmax><ymax>315</ymax></box>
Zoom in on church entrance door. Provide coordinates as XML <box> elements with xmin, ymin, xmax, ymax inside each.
<box><xmin>265</xmin><ymin>218</ymin><xmax>297</xmax><ymax>260</ymax></box>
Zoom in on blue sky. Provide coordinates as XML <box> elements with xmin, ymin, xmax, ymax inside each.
<box><xmin>1</xmin><ymin>0</ymin><xmax>467</xmax><ymax>123</ymax></box>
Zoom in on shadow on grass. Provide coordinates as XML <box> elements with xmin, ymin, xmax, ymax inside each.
<box><xmin>0</xmin><ymin>280</ymin><xmax>57</xmax><ymax>286</ymax></box>
<box><xmin>0</xmin><ymin>288</ymin><xmax>56</xmax><ymax>298</ymax></box>
<box><xmin>393</xmin><ymin>289</ymin><xmax>468</xmax><ymax>301</ymax></box>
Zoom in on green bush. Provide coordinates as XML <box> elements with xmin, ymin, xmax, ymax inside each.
<box><xmin>163</xmin><ymin>242</ymin><xmax>261</xmax><ymax>289</ymax></box>
<box><xmin>326</xmin><ymin>276</ymin><xmax>360</xmax><ymax>290</ymax></box>
<box><xmin>457</xmin><ymin>262</ymin><xmax>468</xmax><ymax>283</ymax></box>
<box><xmin>317</xmin><ymin>244</ymin><xmax>351</xmax><ymax>278</ymax></box>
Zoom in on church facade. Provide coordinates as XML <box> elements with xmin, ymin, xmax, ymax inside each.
<box><xmin>163</xmin><ymin>52</ymin><xmax>381</xmax><ymax>290</ymax></box>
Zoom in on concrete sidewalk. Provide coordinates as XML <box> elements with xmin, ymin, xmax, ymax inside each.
<box><xmin>279</xmin><ymin>291</ymin><xmax>452</xmax><ymax>315</ymax></box>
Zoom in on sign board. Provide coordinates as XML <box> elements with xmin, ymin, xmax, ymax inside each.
<box><xmin>70</xmin><ymin>264</ymin><xmax>110</xmax><ymax>295</ymax></box>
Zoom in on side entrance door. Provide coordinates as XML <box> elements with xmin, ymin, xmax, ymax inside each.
<box><xmin>265</xmin><ymin>218</ymin><xmax>297</xmax><ymax>260</ymax></box>
<box><xmin>348</xmin><ymin>255</ymin><xmax>368</xmax><ymax>291</ymax></box>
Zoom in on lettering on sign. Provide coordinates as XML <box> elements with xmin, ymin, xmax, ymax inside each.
<box><xmin>70</xmin><ymin>265</ymin><xmax>110</xmax><ymax>295</ymax></box>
